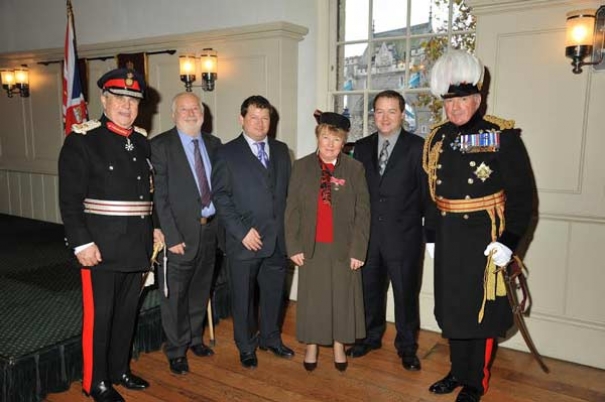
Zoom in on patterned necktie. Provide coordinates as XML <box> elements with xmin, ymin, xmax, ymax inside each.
<box><xmin>255</xmin><ymin>142</ymin><xmax>269</xmax><ymax>168</ymax></box>
<box><xmin>378</xmin><ymin>139</ymin><xmax>390</xmax><ymax>175</ymax></box>
<box><xmin>192</xmin><ymin>139</ymin><xmax>212</xmax><ymax>208</ymax></box>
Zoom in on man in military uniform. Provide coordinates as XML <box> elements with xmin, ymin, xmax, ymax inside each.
<box><xmin>423</xmin><ymin>51</ymin><xmax>533</xmax><ymax>402</ymax></box>
<box><xmin>59</xmin><ymin>68</ymin><xmax>152</xmax><ymax>402</ymax></box>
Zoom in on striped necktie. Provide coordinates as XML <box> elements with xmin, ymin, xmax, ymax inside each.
<box><xmin>378</xmin><ymin>139</ymin><xmax>390</xmax><ymax>175</ymax></box>
<box><xmin>255</xmin><ymin>142</ymin><xmax>269</xmax><ymax>168</ymax></box>
<box><xmin>192</xmin><ymin>139</ymin><xmax>212</xmax><ymax>207</ymax></box>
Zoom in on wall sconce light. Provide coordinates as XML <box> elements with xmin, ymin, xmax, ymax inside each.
<box><xmin>179</xmin><ymin>55</ymin><xmax>197</xmax><ymax>92</ymax></box>
<box><xmin>1</xmin><ymin>65</ymin><xmax>30</xmax><ymax>98</ymax></box>
<box><xmin>565</xmin><ymin>6</ymin><xmax>605</xmax><ymax>74</ymax></box>
<box><xmin>179</xmin><ymin>48</ymin><xmax>218</xmax><ymax>92</ymax></box>
<box><xmin>200</xmin><ymin>48</ymin><xmax>218</xmax><ymax>92</ymax></box>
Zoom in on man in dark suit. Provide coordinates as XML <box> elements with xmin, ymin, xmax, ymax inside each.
<box><xmin>211</xmin><ymin>95</ymin><xmax>294</xmax><ymax>369</ymax></box>
<box><xmin>151</xmin><ymin>92</ymin><xmax>222</xmax><ymax>375</ymax></box>
<box><xmin>348</xmin><ymin>90</ymin><xmax>431</xmax><ymax>371</ymax></box>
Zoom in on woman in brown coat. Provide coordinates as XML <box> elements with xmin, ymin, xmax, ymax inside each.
<box><xmin>285</xmin><ymin>112</ymin><xmax>370</xmax><ymax>372</ymax></box>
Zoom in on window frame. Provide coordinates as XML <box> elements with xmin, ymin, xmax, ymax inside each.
<box><xmin>327</xmin><ymin>0</ymin><xmax>476</xmax><ymax>139</ymax></box>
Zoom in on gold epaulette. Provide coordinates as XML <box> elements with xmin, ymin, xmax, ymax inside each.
<box><xmin>484</xmin><ymin>115</ymin><xmax>515</xmax><ymax>130</ymax></box>
<box><xmin>422</xmin><ymin>119</ymin><xmax>447</xmax><ymax>175</ymax></box>
<box><xmin>72</xmin><ymin>120</ymin><xmax>101</xmax><ymax>135</ymax></box>
<box><xmin>134</xmin><ymin>126</ymin><xmax>148</xmax><ymax>137</ymax></box>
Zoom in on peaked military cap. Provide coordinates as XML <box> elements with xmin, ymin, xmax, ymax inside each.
<box><xmin>97</xmin><ymin>68</ymin><xmax>146</xmax><ymax>99</ymax></box>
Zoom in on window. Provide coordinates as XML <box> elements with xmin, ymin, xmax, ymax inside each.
<box><xmin>330</xmin><ymin>0</ymin><xmax>476</xmax><ymax>140</ymax></box>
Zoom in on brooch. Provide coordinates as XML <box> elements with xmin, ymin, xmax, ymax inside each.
<box><xmin>473</xmin><ymin>162</ymin><xmax>493</xmax><ymax>182</ymax></box>
<box><xmin>330</xmin><ymin>176</ymin><xmax>346</xmax><ymax>191</ymax></box>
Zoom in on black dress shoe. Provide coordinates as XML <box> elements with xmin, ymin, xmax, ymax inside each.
<box><xmin>240</xmin><ymin>351</ymin><xmax>258</xmax><ymax>369</ymax></box>
<box><xmin>85</xmin><ymin>381</ymin><xmax>125</xmax><ymax>402</ymax></box>
<box><xmin>259</xmin><ymin>343</ymin><xmax>295</xmax><ymax>359</ymax></box>
<box><xmin>303</xmin><ymin>361</ymin><xmax>317</xmax><ymax>372</ymax></box>
<box><xmin>345</xmin><ymin>343</ymin><xmax>380</xmax><ymax>358</ymax></box>
<box><xmin>455</xmin><ymin>386</ymin><xmax>482</xmax><ymax>402</ymax></box>
<box><xmin>334</xmin><ymin>361</ymin><xmax>348</xmax><ymax>372</ymax></box>
<box><xmin>190</xmin><ymin>343</ymin><xmax>215</xmax><ymax>357</ymax></box>
<box><xmin>429</xmin><ymin>372</ymin><xmax>461</xmax><ymax>394</ymax></box>
<box><xmin>115</xmin><ymin>372</ymin><xmax>149</xmax><ymax>390</ymax></box>
<box><xmin>401</xmin><ymin>354</ymin><xmax>421</xmax><ymax>371</ymax></box>
<box><xmin>169</xmin><ymin>356</ymin><xmax>189</xmax><ymax>375</ymax></box>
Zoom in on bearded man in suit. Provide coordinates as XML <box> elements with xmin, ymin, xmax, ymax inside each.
<box><xmin>151</xmin><ymin>92</ymin><xmax>221</xmax><ymax>375</ymax></box>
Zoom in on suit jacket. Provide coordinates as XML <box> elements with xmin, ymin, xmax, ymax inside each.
<box><xmin>353</xmin><ymin>129</ymin><xmax>431</xmax><ymax>260</ymax></box>
<box><xmin>151</xmin><ymin>127</ymin><xmax>222</xmax><ymax>261</ymax></box>
<box><xmin>211</xmin><ymin>134</ymin><xmax>291</xmax><ymax>260</ymax></box>
<box><xmin>285</xmin><ymin>152</ymin><xmax>370</xmax><ymax>262</ymax></box>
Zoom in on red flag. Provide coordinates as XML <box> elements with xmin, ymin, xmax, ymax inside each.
<box><xmin>62</xmin><ymin>0</ymin><xmax>88</xmax><ymax>135</ymax></box>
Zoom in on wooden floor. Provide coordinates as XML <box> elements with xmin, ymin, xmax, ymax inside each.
<box><xmin>46</xmin><ymin>302</ymin><xmax>605</xmax><ymax>402</ymax></box>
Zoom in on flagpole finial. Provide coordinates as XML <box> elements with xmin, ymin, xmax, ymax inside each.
<box><xmin>67</xmin><ymin>0</ymin><xmax>73</xmax><ymax>14</ymax></box>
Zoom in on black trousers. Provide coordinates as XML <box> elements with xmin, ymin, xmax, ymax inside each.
<box><xmin>81</xmin><ymin>269</ymin><xmax>142</xmax><ymax>392</ymax></box>
<box><xmin>158</xmin><ymin>220</ymin><xmax>217</xmax><ymax>359</ymax></box>
<box><xmin>228</xmin><ymin>251</ymin><xmax>287</xmax><ymax>354</ymax></box>
<box><xmin>360</xmin><ymin>246</ymin><xmax>421</xmax><ymax>355</ymax></box>
<box><xmin>449</xmin><ymin>338</ymin><xmax>497</xmax><ymax>394</ymax></box>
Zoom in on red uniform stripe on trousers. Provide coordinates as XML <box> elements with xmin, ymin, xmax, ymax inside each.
<box><xmin>81</xmin><ymin>269</ymin><xmax>95</xmax><ymax>393</ymax></box>
<box><xmin>482</xmin><ymin>338</ymin><xmax>495</xmax><ymax>394</ymax></box>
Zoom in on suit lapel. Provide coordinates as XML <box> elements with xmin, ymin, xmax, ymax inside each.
<box><xmin>169</xmin><ymin>129</ymin><xmax>200</xmax><ymax>197</ymax></box>
<box><xmin>235</xmin><ymin>134</ymin><xmax>269</xmax><ymax>174</ymax></box>
<box><xmin>370</xmin><ymin>133</ymin><xmax>380</xmax><ymax>175</ymax></box>
<box><xmin>381</xmin><ymin>129</ymin><xmax>408</xmax><ymax>177</ymax></box>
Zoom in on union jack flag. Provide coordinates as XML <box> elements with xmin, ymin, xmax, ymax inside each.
<box><xmin>62</xmin><ymin>0</ymin><xmax>87</xmax><ymax>135</ymax></box>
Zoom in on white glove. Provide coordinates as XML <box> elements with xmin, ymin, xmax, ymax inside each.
<box><xmin>483</xmin><ymin>242</ymin><xmax>512</xmax><ymax>266</ymax></box>
<box><xmin>426</xmin><ymin>243</ymin><xmax>435</xmax><ymax>259</ymax></box>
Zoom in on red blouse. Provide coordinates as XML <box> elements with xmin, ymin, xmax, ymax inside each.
<box><xmin>315</xmin><ymin>163</ymin><xmax>334</xmax><ymax>243</ymax></box>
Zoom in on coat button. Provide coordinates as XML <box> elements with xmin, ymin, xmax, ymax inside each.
<box><xmin>463</xmin><ymin>214</ymin><xmax>469</xmax><ymax>219</ymax></box>
<box><xmin>441</xmin><ymin>211</ymin><xmax>446</xmax><ymax>216</ymax></box>
<box><xmin>139</xmin><ymin>195</ymin><xmax>144</xmax><ymax>200</ymax></box>
<box><xmin>133</xmin><ymin>157</ymin><xmax>137</xmax><ymax>162</ymax></box>
<box><xmin>468</xmin><ymin>178</ymin><xmax>474</xmax><ymax>184</ymax></box>
<box><xmin>109</xmin><ymin>165</ymin><xmax>114</xmax><ymax>170</ymax></box>
<box><xmin>137</xmin><ymin>176</ymin><xmax>141</xmax><ymax>180</ymax></box>
<box><xmin>470</xmin><ymin>161</ymin><xmax>476</xmax><ymax>167</ymax></box>
<box><xmin>437</xmin><ymin>179</ymin><xmax>442</xmax><ymax>185</ymax></box>
<box><xmin>465</xmin><ymin>195</ymin><xmax>471</xmax><ymax>199</ymax></box>
<box><xmin>437</xmin><ymin>164</ymin><xmax>442</xmax><ymax>169</ymax></box>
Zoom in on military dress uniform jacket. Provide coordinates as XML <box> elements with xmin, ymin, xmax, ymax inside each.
<box><xmin>423</xmin><ymin>112</ymin><xmax>533</xmax><ymax>338</ymax></box>
<box><xmin>59</xmin><ymin>116</ymin><xmax>154</xmax><ymax>272</ymax></box>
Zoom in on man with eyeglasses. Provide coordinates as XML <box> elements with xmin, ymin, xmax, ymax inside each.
<box><xmin>59</xmin><ymin>68</ymin><xmax>152</xmax><ymax>402</ymax></box>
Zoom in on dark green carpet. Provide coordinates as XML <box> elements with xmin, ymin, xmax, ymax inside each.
<box><xmin>0</xmin><ymin>214</ymin><xmax>163</xmax><ymax>402</ymax></box>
